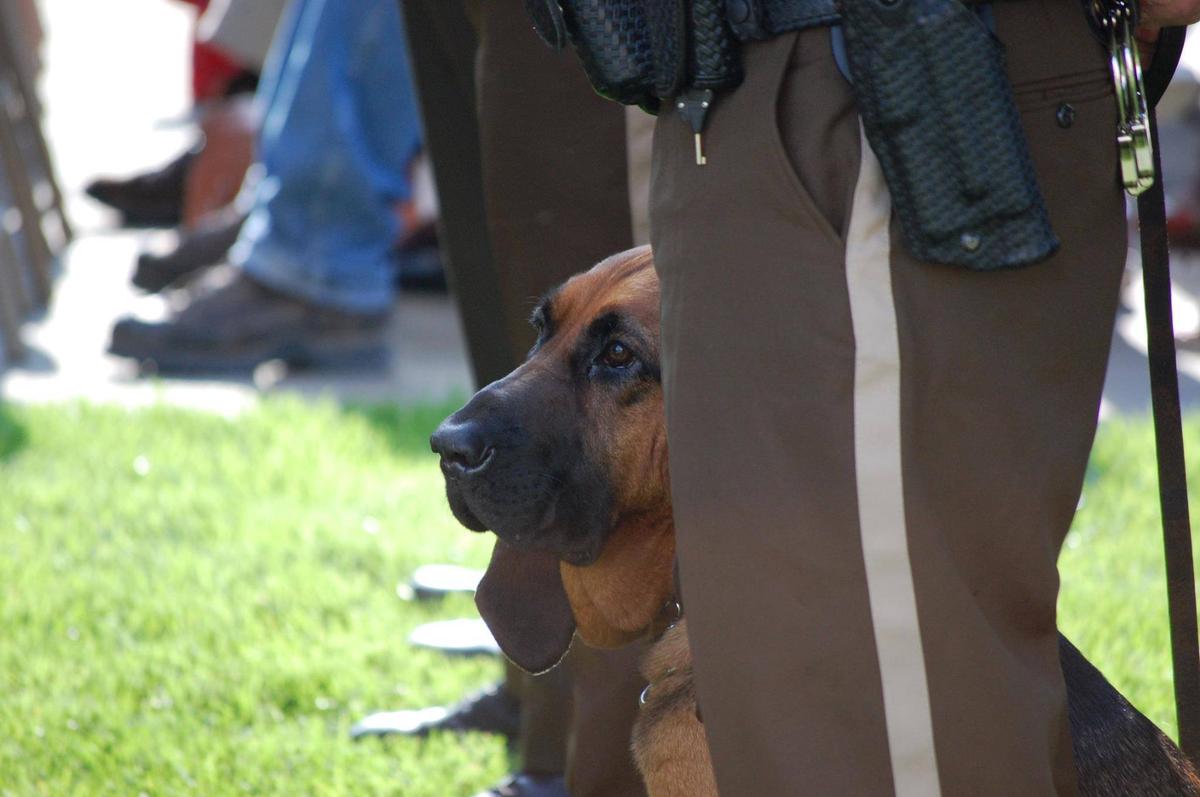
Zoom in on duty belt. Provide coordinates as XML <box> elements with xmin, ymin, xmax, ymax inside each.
<box><xmin>724</xmin><ymin>0</ymin><xmax>840</xmax><ymax>39</ymax></box>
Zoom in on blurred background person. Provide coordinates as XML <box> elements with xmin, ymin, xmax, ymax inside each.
<box><xmin>107</xmin><ymin>0</ymin><xmax>423</xmax><ymax>372</ymax></box>
<box><xmin>84</xmin><ymin>0</ymin><xmax>262</xmax><ymax>229</ymax></box>
<box><xmin>122</xmin><ymin>0</ymin><xmax>287</xmax><ymax>293</ymax></box>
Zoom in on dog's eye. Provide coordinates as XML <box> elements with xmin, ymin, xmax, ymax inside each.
<box><xmin>598</xmin><ymin>340</ymin><xmax>635</xmax><ymax>369</ymax></box>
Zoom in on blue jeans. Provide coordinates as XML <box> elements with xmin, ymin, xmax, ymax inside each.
<box><xmin>230</xmin><ymin>0</ymin><xmax>421</xmax><ymax>313</ymax></box>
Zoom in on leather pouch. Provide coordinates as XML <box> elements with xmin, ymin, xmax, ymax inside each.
<box><xmin>525</xmin><ymin>0</ymin><xmax>742</xmax><ymax>112</ymax></box>
<box><xmin>841</xmin><ymin>0</ymin><xmax>1058</xmax><ymax>269</ymax></box>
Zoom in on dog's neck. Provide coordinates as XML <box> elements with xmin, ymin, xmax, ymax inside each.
<box><xmin>560</xmin><ymin>510</ymin><xmax>676</xmax><ymax>649</ymax></box>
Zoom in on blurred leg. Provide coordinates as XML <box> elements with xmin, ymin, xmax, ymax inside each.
<box><xmin>474</xmin><ymin>0</ymin><xmax>633</xmax><ymax>353</ymax></box>
<box><xmin>477</xmin><ymin>5</ymin><xmax>647</xmax><ymax>794</ymax></box>
<box><xmin>566</xmin><ymin>644</ymin><xmax>648</xmax><ymax>797</ymax></box>
<box><xmin>400</xmin><ymin>0</ymin><xmax>511</xmax><ymax>385</ymax></box>
<box><xmin>404</xmin><ymin>2</ymin><xmax>648</xmax><ymax>794</ymax></box>
<box><xmin>232</xmin><ymin>0</ymin><xmax>421</xmax><ymax>313</ymax></box>
<box><xmin>507</xmin><ymin>661</ymin><xmax>570</xmax><ymax>775</ymax></box>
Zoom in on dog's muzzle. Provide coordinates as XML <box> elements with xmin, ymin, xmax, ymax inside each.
<box><xmin>431</xmin><ymin>419</ymin><xmax>495</xmax><ymax>477</ymax></box>
<box><xmin>431</xmin><ymin>382</ymin><xmax>610</xmax><ymax>566</ymax></box>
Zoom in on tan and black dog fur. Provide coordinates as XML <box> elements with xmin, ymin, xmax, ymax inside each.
<box><xmin>431</xmin><ymin>246</ymin><xmax>1200</xmax><ymax>797</ymax></box>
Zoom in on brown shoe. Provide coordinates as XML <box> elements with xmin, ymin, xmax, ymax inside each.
<box><xmin>132</xmin><ymin>211</ymin><xmax>247</xmax><ymax>293</ymax></box>
<box><xmin>108</xmin><ymin>266</ymin><xmax>387</xmax><ymax>372</ymax></box>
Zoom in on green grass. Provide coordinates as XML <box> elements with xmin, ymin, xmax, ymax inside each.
<box><xmin>1058</xmin><ymin>417</ymin><xmax>1198</xmax><ymax>740</ymax></box>
<box><xmin>0</xmin><ymin>399</ymin><xmax>1198</xmax><ymax>795</ymax></box>
<box><xmin>0</xmin><ymin>400</ymin><xmax>508</xmax><ymax>796</ymax></box>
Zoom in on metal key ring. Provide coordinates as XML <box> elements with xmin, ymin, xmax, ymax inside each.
<box><xmin>1096</xmin><ymin>0</ymin><xmax>1154</xmax><ymax>195</ymax></box>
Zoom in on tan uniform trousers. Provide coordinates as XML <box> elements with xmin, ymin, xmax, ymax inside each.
<box><xmin>400</xmin><ymin>1</ymin><xmax>648</xmax><ymax>794</ymax></box>
<box><xmin>650</xmin><ymin>3</ymin><xmax>1124</xmax><ymax>795</ymax></box>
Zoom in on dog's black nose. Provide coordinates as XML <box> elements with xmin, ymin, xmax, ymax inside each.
<box><xmin>431</xmin><ymin>419</ymin><xmax>494</xmax><ymax>474</ymax></box>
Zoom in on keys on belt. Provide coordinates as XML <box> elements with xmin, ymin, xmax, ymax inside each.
<box><xmin>1092</xmin><ymin>0</ymin><xmax>1155</xmax><ymax>196</ymax></box>
<box><xmin>675</xmin><ymin>89</ymin><xmax>714</xmax><ymax>166</ymax></box>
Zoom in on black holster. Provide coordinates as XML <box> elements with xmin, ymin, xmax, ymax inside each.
<box><xmin>524</xmin><ymin>0</ymin><xmax>743</xmax><ymax>112</ymax></box>
<box><xmin>526</xmin><ymin>0</ymin><xmax>1059</xmax><ymax>271</ymax></box>
<box><xmin>840</xmin><ymin>0</ymin><xmax>1057</xmax><ymax>269</ymax></box>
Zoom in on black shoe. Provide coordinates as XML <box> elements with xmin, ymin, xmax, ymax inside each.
<box><xmin>408</xmin><ymin>618</ymin><xmax>500</xmax><ymax>657</ymax></box>
<box><xmin>471</xmin><ymin>774</ymin><xmax>568</xmax><ymax>797</ymax></box>
<box><xmin>393</xmin><ymin>223</ymin><xmax>446</xmax><ymax>293</ymax></box>
<box><xmin>86</xmin><ymin>146</ymin><xmax>196</xmax><ymax>228</ymax></box>
<box><xmin>133</xmin><ymin>212</ymin><xmax>246</xmax><ymax>293</ymax></box>
<box><xmin>395</xmin><ymin>243</ymin><xmax>446</xmax><ymax>293</ymax></box>
<box><xmin>350</xmin><ymin>683</ymin><xmax>520</xmax><ymax>740</ymax></box>
<box><xmin>409</xmin><ymin>564</ymin><xmax>484</xmax><ymax>601</ymax></box>
<box><xmin>108</xmin><ymin>266</ymin><xmax>388</xmax><ymax>373</ymax></box>
<box><xmin>222</xmin><ymin>69</ymin><xmax>260</xmax><ymax>98</ymax></box>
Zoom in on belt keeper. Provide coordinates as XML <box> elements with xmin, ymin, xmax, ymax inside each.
<box><xmin>725</xmin><ymin>0</ymin><xmax>770</xmax><ymax>39</ymax></box>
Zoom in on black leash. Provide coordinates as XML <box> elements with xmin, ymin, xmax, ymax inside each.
<box><xmin>1137</xmin><ymin>25</ymin><xmax>1200</xmax><ymax>762</ymax></box>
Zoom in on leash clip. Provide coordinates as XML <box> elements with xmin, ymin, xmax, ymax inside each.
<box><xmin>1093</xmin><ymin>0</ymin><xmax>1154</xmax><ymax>195</ymax></box>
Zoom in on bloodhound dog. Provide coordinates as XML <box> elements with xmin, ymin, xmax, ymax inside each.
<box><xmin>431</xmin><ymin>246</ymin><xmax>1200</xmax><ymax>797</ymax></box>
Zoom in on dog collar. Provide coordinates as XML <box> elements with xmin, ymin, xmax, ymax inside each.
<box><xmin>647</xmin><ymin>596</ymin><xmax>683</xmax><ymax>642</ymax></box>
<box><xmin>639</xmin><ymin>668</ymin><xmax>677</xmax><ymax>707</ymax></box>
<box><xmin>640</xmin><ymin>596</ymin><xmax>704</xmax><ymax>723</ymax></box>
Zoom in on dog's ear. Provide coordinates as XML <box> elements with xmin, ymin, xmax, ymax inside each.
<box><xmin>475</xmin><ymin>540</ymin><xmax>576</xmax><ymax>674</ymax></box>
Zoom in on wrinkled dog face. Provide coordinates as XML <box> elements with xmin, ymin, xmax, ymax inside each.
<box><xmin>430</xmin><ymin>248</ymin><xmax>665</xmax><ymax>566</ymax></box>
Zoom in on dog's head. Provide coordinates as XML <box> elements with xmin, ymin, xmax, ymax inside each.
<box><xmin>431</xmin><ymin>246</ymin><xmax>675</xmax><ymax>673</ymax></box>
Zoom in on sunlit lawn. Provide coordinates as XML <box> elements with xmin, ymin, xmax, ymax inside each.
<box><xmin>0</xmin><ymin>400</ymin><xmax>507</xmax><ymax>796</ymax></box>
<box><xmin>0</xmin><ymin>399</ymin><xmax>1197</xmax><ymax>794</ymax></box>
<box><xmin>1058</xmin><ymin>416</ymin><xmax>1199</xmax><ymax>740</ymax></box>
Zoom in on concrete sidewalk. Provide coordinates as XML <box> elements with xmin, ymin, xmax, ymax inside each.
<box><xmin>4</xmin><ymin>0</ymin><xmax>1200</xmax><ymax>419</ymax></box>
